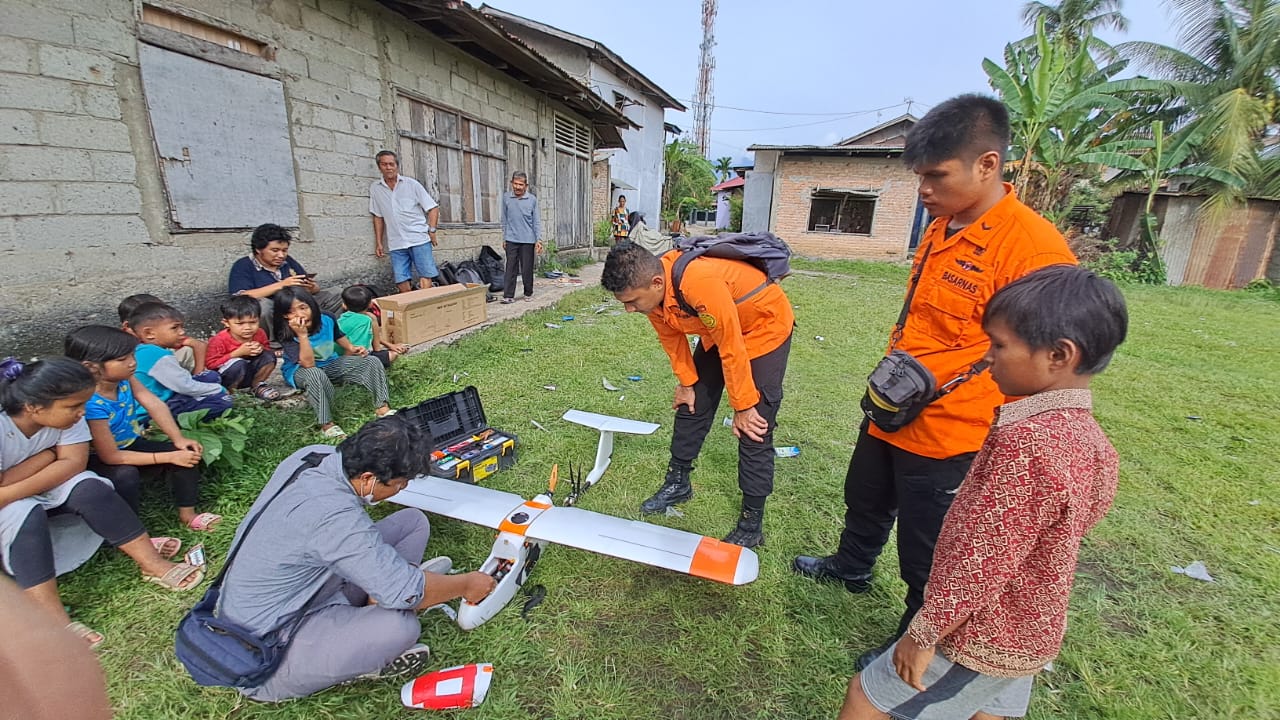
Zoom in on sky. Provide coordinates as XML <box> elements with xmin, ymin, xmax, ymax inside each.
<box><xmin>479</xmin><ymin>0</ymin><xmax>1184</xmax><ymax>162</ymax></box>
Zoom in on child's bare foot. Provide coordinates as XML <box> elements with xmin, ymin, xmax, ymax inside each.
<box><xmin>375</xmin><ymin>405</ymin><xmax>396</xmax><ymax>418</ymax></box>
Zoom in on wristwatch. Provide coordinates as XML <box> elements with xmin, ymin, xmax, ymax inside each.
<box><xmin>427</xmin><ymin>226</ymin><xmax>437</xmax><ymax>233</ymax></box>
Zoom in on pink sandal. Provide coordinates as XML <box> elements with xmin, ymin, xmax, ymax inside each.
<box><xmin>187</xmin><ymin>512</ymin><xmax>222</xmax><ymax>532</ymax></box>
<box><xmin>151</xmin><ymin>536</ymin><xmax>182</xmax><ymax>559</ymax></box>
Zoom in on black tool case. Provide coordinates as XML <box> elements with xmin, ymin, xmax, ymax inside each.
<box><xmin>399</xmin><ymin>387</ymin><xmax>518</xmax><ymax>483</ymax></box>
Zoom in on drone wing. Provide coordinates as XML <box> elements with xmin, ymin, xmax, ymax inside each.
<box><xmin>392</xmin><ymin>476</ymin><xmax>525</xmax><ymax>530</ymax></box>
<box><xmin>524</xmin><ymin>506</ymin><xmax>758</xmax><ymax>585</ymax></box>
<box><xmin>561</xmin><ymin>409</ymin><xmax>660</xmax><ymax>436</ymax></box>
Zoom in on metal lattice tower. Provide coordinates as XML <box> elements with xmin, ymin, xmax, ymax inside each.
<box><xmin>692</xmin><ymin>0</ymin><xmax>716</xmax><ymax>156</ymax></box>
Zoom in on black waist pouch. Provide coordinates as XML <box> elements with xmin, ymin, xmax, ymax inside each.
<box><xmin>861</xmin><ymin>350</ymin><xmax>938</xmax><ymax>432</ymax></box>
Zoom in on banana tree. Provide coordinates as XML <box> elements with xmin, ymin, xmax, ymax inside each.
<box><xmin>1080</xmin><ymin>119</ymin><xmax>1243</xmax><ymax>275</ymax></box>
<box><xmin>984</xmin><ymin>17</ymin><xmax>1168</xmax><ymax>221</ymax></box>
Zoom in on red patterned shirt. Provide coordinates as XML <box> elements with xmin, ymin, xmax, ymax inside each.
<box><xmin>906</xmin><ymin>389</ymin><xmax>1119</xmax><ymax>677</ymax></box>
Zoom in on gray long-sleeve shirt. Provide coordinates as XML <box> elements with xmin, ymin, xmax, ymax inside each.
<box><xmin>218</xmin><ymin>447</ymin><xmax>427</xmax><ymax>636</ymax></box>
<box><xmin>501</xmin><ymin>191</ymin><xmax>541</xmax><ymax>244</ymax></box>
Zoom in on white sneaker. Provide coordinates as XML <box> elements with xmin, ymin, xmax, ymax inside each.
<box><xmin>422</xmin><ymin>556</ymin><xmax>452</xmax><ymax>574</ymax></box>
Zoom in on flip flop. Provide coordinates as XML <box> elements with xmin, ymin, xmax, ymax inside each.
<box><xmin>322</xmin><ymin>424</ymin><xmax>348</xmax><ymax>439</ymax></box>
<box><xmin>142</xmin><ymin>562</ymin><xmax>204</xmax><ymax>592</ymax></box>
<box><xmin>186</xmin><ymin>512</ymin><xmax>222</xmax><ymax>532</ymax></box>
<box><xmin>150</xmin><ymin>536</ymin><xmax>182</xmax><ymax>559</ymax></box>
<box><xmin>253</xmin><ymin>383</ymin><xmax>282</xmax><ymax>401</ymax></box>
<box><xmin>66</xmin><ymin>621</ymin><xmax>104</xmax><ymax>650</ymax></box>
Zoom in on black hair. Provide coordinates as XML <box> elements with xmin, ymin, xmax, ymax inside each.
<box><xmin>0</xmin><ymin>356</ymin><xmax>96</xmax><ymax>415</ymax></box>
<box><xmin>375</xmin><ymin>150</ymin><xmax>398</xmax><ymax>164</ymax></box>
<box><xmin>511</xmin><ymin>170</ymin><xmax>528</xmax><ymax>182</ymax></box>
<box><xmin>902</xmin><ymin>94</ymin><xmax>1010</xmax><ymax>168</ymax></box>
<box><xmin>984</xmin><ymin>265</ymin><xmax>1129</xmax><ymax>375</ymax></box>
<box><xmin>250</xmin><ymin>223</ymin><xmax>292</xmax><ymax>252</ymax></box>
<box><xmin>127</xmin><ymin>302</ymin><xmax>184</xmax><ymax>332</ymax></box>
<box><xmin>602</xmin><ymin>241</ymin><xmax>664</xmax><ymax>293</ymax></box>
<box><xmin>64</xmin><ymin>325</ymin><xmax>140</xmax><ymax>364</ymax></box>
<box><xmin>617</xmin><ymin>195</ymin><xmax>626</xmax><ymax>203</ymax></box>
<box><xmin>118</xmin><ymin>293</ymin><xmax>162</xmax><ymax>324</ymax></box>
<box><xmin>341</xmin><ymin>285</ymin><xmax>376</xmax><ymax>314</ymax></box>
<box><xmin>273</xmin><ymin>287</ymin><xmax>322</xmax><ymax>340</ymax></box>
<box><xmin>221</xmin><ymin>295</ymin><xmax>262</xmax><ymax>321</ymax></box>
<box><xmin>339</xmin><ymin>414</ymin><xmax>433</xmax><ymax>484</ymax></box>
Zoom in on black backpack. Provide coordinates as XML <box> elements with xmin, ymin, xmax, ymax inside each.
<box><xmin>435</xmin><ymin>262</ymin><xmax>459</xmax><ymax>286</ymax></box>
<box><xmin>478</xmin><ymin>246</ymin><xmax>505</xmax><ymax>293</ymax></box>
<box><xmin>666</xmin><ymin>232</ymin><xmax>793</xmax><ymax>316</ymax></box>
<box><xmin>455</xmin><ymin>260</ymin><xmax>484</xmax><ymax>287</ymax></box>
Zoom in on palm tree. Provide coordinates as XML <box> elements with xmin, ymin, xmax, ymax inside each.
<box><xmin>1118</xmin><ymin>0</ymin><xmax>1280</xmax><ymax>207</ymax></box>
<box><xmin>1022</xmin><ymin>0</ymin><xmax>1128</xmax><ymax>58</ymax></box>
<box><xmin>663</xmin><ymin>140</ymin><xmax>716</xmax><ymax>224</ymax></box>
<box><xmin>1022</xmin><ymin>0</ymin><xmax>1129</xmax><ymax>37</ymax></box>
<box><xmin>984</xmin><ymin>18</ymin><xmax>1163</xmax><ymax>219</ymax></box>
<box><xmin>713</xmin><ymin>156</ymin><xmax>734</xmax><ymax>182</ymax></box>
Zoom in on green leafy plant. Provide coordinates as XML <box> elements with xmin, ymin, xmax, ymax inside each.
<box><xmin>155</xmin><ymin>409</ymin><xmax>254</xmax><ymax>472</ymax></box>
<box><xmin>593</xmin><ymin>218</ymin><xmax>613</xmax><ymax>247</ymax></box>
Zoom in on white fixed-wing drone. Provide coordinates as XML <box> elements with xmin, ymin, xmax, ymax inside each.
<box><xmin>390</xmin><ymin>410</ymin><xmax>759</xmax><ymax>630</ymax></box>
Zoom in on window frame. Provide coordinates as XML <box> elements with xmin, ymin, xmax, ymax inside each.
<box><xmin>395</xmin><ymin>92</ymin><xmax>533</xmax><ymax>228</ymax></box>
<box><xmin>806</xmin><ymin>190</ymin><xmax>878</xmax><ymax>236</ymax></box>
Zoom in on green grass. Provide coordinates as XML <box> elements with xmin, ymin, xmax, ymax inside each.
<box><xmin>63</xmin><ymin>263</ymin><xmax>1280</xmax><ymax>718</ymax></box>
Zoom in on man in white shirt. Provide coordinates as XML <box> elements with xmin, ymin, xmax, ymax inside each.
<box><xmin>370</xmin><ymin>150</ymin><xmax>440</xmax><ymax>292</ymax></box>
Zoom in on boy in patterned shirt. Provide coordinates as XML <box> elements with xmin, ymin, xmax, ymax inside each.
<box><xmin>841</xmin><ymin>265</ymin><xmax>1128</xmax><ymax>720</ymax></box>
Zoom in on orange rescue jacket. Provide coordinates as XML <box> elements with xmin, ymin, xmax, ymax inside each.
<box><xmin>869</xmin><ymin>185</ymin><xmax>1076</xmax><ymax>459</ymax></box>
<box><xmin>648</xmin><ymin>252</ymin><xmax>795</xmax><ymax>411</ymax></box>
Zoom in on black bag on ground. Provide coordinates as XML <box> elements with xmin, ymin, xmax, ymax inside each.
<box><xmin>175</xmin><ymin>452</ymin><xmax>336</xmax><ymax>688</ymax></box>
<box><xmin>455</xmin><ymin>260</ymin><xmax>484</xmax><ymax>286</ymax></box>
<box><xmin>478</xmin><ymin>245</ymin><xmax>505</xmax><ymax>292</ymax></box>
<box><xmin>435</xmin><ymin>262</ymin><xmax>459</xmax><ymax>286</ymax></box>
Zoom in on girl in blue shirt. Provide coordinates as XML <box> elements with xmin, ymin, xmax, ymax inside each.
<box><xmin>274</xmin><ymin>288</ymin><xmax>396</xmax><ymax>439</ymax></box>
<box><xmin>65</xmin><ymin>326</ymin><xmax>220</xmax><ymax>533</ymax></box>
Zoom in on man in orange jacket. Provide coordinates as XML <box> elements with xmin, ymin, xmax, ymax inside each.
<box><xmin>602</xmin><ymin>242</ymin><xmax>795</xmax><ymax>547</ymax></box>
<box><xmin>793</xmin><ymin>94</ymin><xmax>1077</xmax><ymax>670</ymax></box>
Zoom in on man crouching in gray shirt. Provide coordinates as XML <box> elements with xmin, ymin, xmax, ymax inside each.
<box><xmin>219</xmin><ymin>416</ymin><xmax>496</xmax><ymax>702</ymax></box>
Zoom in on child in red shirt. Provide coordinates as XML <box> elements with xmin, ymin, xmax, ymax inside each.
<box><xmin>206</xmin><ymin>296</ymin><xmax>280</xmax><ymax>401</ymax></box>
<box><xmin>842</xmin><ymin>265</ymin><xmax>1128</xmax><ymax>720</ymax></box>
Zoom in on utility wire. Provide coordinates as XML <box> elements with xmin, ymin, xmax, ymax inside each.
<box><xmin>710</xmin><ymin>103</ymin><xmax>910</xmax><ymax>132</ymax></box>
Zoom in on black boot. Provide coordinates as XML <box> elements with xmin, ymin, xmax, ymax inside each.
<box><xmin>722</xmin><ymin>504</ymin><xmax>764</xmax><ymax>548</ymax></box>
<box><xmin>791</xmin><ymin>555</ymin><xmax>873</xmax><ymax>593</ymax></box>
<box><xmin>640</xmin><ymin>464</ymin><xmax>694</xmax><ymax>514</ymax></box>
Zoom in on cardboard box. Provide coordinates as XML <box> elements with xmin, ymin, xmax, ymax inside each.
<box><xmin>378</xmin><ymin>283</ymin><xmax>487</xmax><ymax>346</ymax></box>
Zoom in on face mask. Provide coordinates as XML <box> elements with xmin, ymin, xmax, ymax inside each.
<box><xmin>360</xmin><ymin>479</ymin><xmax>382</xmax><ymax>506</ymax></box>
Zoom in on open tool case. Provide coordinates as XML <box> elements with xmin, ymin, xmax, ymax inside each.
<box><xmin>399</xmin><ymin>387</ymin><xmax>518</xmax><ymax>483</ymax></box>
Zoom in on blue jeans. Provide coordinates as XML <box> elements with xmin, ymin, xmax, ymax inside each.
<box><xmin>390</xmin><ymin>243</ymin><xmax>437</xmax><ymax>284</ymax></box>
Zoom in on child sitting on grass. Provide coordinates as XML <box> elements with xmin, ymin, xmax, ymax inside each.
<box><xmin>128</xmin><ymin>302</ymin><xmax>232</xmax><ymax>421</ymax></box>
<box><xmin>206</xmin><ymin>296</ymin><xmax>280</xmax><ymax>400</ymax></box>
<box><xmin>338</xmin><ymin>285</ymin><xmax>408</xmax><ymax>368</ymax></box>
<box><xmin>118</xmin><ymin>293</ymin><xmax>207</xmax><ymax>374</ymax></box>
<box><xmin>274</xmin><ymin>287</ymin><xmax>396</xmax><ymax>439</ymax></box>
<box><xmin>0</xmin><ymin>357</ymin><xmax>205</xmax><ymax>650</ymax></box>
<box><xmin>65</xmin><ymin>325</ymin><xmax>222</xmax><ymax>533</ymax></box>
<box><xmin>841</xmin><ymin>265</ymin><xmax>1128</xmax><ymax>720</ymax></box>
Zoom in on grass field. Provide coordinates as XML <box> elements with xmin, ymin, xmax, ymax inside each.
<box><xmin>62</xmin><ymin>259</ymin><xmax>1280</xmax><ymax>719</ymax></box>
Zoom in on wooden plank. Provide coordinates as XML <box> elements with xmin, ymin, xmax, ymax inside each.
<box><xmin>138</xmin><ymin>25</ymin><xmax>276</xmax><ymax>78</ymax></box>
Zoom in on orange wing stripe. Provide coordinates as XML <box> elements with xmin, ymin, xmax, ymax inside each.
<box><xmin>688</xmin><ymin>536</ymin><xmax>744</xmax><ymax>584</ymax></box>
<box><xmin>526</xmin><ymin>500</ymin><xmax>551</xmax><ymax>510</ymax></box>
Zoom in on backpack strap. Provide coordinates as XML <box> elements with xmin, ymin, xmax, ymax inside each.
<box><xmin>209</xmin><ymin>450</ymin><xmax>330</xmax><ymax>590</ymax></box>
<box><xmin>668</xmin><ymin>250</ymin><xmax>773</xmax><ymax>317</ymax></box>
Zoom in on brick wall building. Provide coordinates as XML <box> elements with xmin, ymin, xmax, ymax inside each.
<box><xmin>0</xmin><ymin>0</ymin><xmax>627</xmax><ymax>355</ymax></box>
<box><xmin>742</xmin><ymin>114</ymin><xmax>925</xmax><ymax>261</ymax></box>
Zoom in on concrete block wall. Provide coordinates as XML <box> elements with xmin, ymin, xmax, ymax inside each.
<box><xmin>0</xmin><ymin>0</ymin><xmax>579</xmax><ymax>356</ymax></box>
<box><xmin>771</xmin><ymin>155</ymin><xmax>917</xmax><ymax>260</ymax></box>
